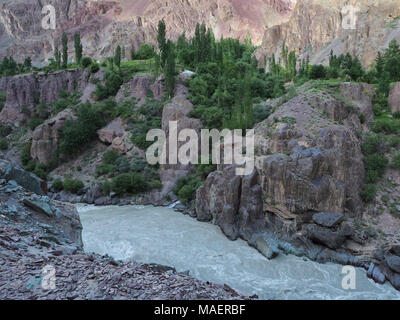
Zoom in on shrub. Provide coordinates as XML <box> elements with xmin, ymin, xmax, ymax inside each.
<box><xmin>393</xmin><ymin>111</ymin><xmax>400</xmax><ymax>119</ymax></box>
<box><xmin>360</xmin><ymin>184</ymin><xmax>377</xmax><ymax>202</ymax></box>
<box><xmin>364</xmin><ymin>153</ymin><xmax>388</xmax><ymax>178</ymax></box>
<box><xmin>28</xmin><ymin>117</ymin><xmax>43</xmax><ymax>131</ymax></box>
<box><xmin>0</xmin><ymin>124</ymin><xmax>12</xmax><ymax>137</ymax></box>
<box><xmin>111</xmin><ymin>173</ymin><xmax>133</xmax><ymax>195</ymax></box>
<box><xmin>101</xmin><ymin>180</ymin><xmax>112</xmax><ymax>195</ymax></box>
<box><xmin>392</xmin><ymin>153</ymin><xmax>400</xmax><ymax>169</ymax></box>
<box><xmin>81</xmin><ymin>57</ymin><xmax>92</xmax><ymax>68</ymax></box>
<box><xmin>130</xmin><ymin>173</ymin><xmax>148</xmax><ymax>194</ymax></box>
<box><xmin>359</xmin><ymin>113</ymin><xmax>366</xmax><ymax>124</ymax></box>
<box><xmin>132</xmin><ymin>44</ymin><xmax>155</xmax><ymax>60</ymax></box>
<box><xmin>63</xmin><ymin>179</ymin><xmax>84</xmax><ymax>194</ymax></box>
<box><xmin>371</xmin><ymin>119</ymin><xmax>400</xmax><ymax>134</ymax></box>
<box><xmin>95</xmin><ymin>163</ymin><xmax>114</xmax><ymax>177</ymax></box>
<box><xmin>89</xmin><ymin>63</ymin><xmax>100</xmax><ymax>74</ymax></box>
<box><xmin>361</xmin><ymin>134</ymin><xmax>383</xmax><ymax>155</ymax></box>
<box><xmin>52</xmin><ymin>178</ymin><xmax>64</xmax><ymax>192</ymax></box>
<box><xmin>0</xmin><ymin>138</ymin><xmax>7</xmax><ymax>150</ymax></box>
<box><xmin>103</xmin><ymin>150</ymin><xmax>119</xmax><ymax>165</ymax></box>
<box><xmin>309</xmin><ymin>65</ymin><xmax>326</xmax><ymax>79</ymax></box>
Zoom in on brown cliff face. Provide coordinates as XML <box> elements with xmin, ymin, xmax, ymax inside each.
<box><xmin>257</xmin><ymin>0</ymin><xmax>400</xmax><ymax>67</ymax></box>
<box><xmin>0</xmin><ymin>0</ymin><xmax>294</xmax><ymax>64</ymax></box>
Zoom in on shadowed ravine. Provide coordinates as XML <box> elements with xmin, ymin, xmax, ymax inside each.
<box><xmin>78</xmin><ymin>205</ymin><xmax>400</xmax><ymax>300</ymax></box>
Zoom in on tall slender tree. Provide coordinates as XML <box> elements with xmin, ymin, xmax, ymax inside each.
<box><xmin>165</xmin><ymin>41</ymin><xmax>176</xmax><ymax>98</ymax></box>
<box><xmin>157</xmin><ymin>20</ymin><xmax>167</xmax><ymax>68</ymax></box>
<box><xmin>114</xmin><ymin>45</ymin><xmax>121</xmax><ymax>69</ymax></box>
<box><xmin>74</xmin><ymin>32</ymin><xmax>83</xmax><ymax>65</ymax></box>
<box><xmin>61</xmin><ymin>33</ymin><xmax>68</xmax><ymax>68</ymax></box>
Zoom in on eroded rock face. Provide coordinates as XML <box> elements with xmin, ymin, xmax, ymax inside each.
<box><xmin>159</xmin><ymin>84</ymin><xmax>202</xmax><ymax>197</ymax></box>
<box><xmin>0</xmin><ymin>0</ymin><xmax>294</xmax><ymax>64</ymax></box>
<box><xmin>389</xmin><ymin>82</ymin><xmax>400</xmax><ymax>114</ymax></box>
<box><xmin>0</xmin><ymin>69</ymin><xmax>90</xmax><ymax>123</ymax></box>
<box><xmin>116</xmin><ymin>74</ymin><xmax>164</xmax><ymax>106</ymax></box>
<box><xmin>31</xmin><ymin>109</ymin><xmax>76</xmax><ymax>164</ymax></box>
<box><xmin>257</xmin><ymin>0</ymin><xmax>400</xmax><ymax>68</ymax></box>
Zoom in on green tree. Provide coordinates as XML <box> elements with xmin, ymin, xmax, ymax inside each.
<box><xmin>114</xmin><ymin>45</ymin><xmax>121</xmax><ymax>69</ymax></box>
<box><xmin>54</xmin><ymin>45</ymin><xmax>61</xmax><ymax>69</ymax></box>
<box><xmin>157</xmin><ymin>20</ymin><xmax>167</xmax><ymax>68</ymax></box>
<box><xmin>165</xmin><ymin>41</ymin><xmax>176</xmax><ymax>98</ymax></box>
<box><xmin>24</xmin><ymin>57</ymin><xmax>32</xmax><ymax>70</ymax></box>
<box><xmin>74</xmin><ymin>32</ymin><xmax>83</xmax><ymax>65</ymax></box>
<box><xmin>61</xmin><ymin>33</ymin><xmax>68</xmax><ymax>68</ymax></box>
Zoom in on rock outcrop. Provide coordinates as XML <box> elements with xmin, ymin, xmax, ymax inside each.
<box><xmin>389</xmin><ymin>82</ymin><xmax>400</xmax><ymax>114</ymax></box>
<box><xmin>31</xmin><ymin>109</ymin><xmax>76</xmax><ymax>164</ymax></box>
<box><xmin>0</xmin><ymin>69</ymin><xmax>90</xmax><ymax>123</ymax></box>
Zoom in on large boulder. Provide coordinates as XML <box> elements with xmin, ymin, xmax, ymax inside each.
<box><xmin>31</xmin><ymin>109</ymin><xmax>76</xmax><ymax>164</ymax></box>
<box><xmin>0</xmin><ymin>159</ymin><xmax>47</xmax><ymax>195</ymax></box>
<box><xmin>312</xmin><ymin>212</ymin><xmax>344</xmax><ymax>228</ymax></box>
<box><xmin>305</xmin><ymin>224</ymin><xmax>345</xmax><ymax>250</ymax></box>
<box><xmin>389</xmin><ymin>82</ymin><xmax>400</xmax><ymax>114</ymax></box>
<box><xmin>255</xmin><ymin>87</ymin><xmax>366</xmax><ymax>217</ymax></box>
<box><xmin>196</xmin><ymin>168</ymin><xmax>264</xmax><ymax>241</ymax></box>
<box><xmin>97</xmin><ymin>118</ymin><xmax>125</xmax><ymax>145</ymax></box>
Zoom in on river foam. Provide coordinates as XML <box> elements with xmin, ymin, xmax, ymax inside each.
<box><xmin>78</xmin><ymin>204</ymin><xmax>400</xmax><ymax>300</ymax></box>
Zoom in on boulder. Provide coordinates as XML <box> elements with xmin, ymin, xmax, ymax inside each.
<box><xmin>385</xmin><ymin>255</ymin><xmax>400</xmax><ymax>274</ymax></box>
<box><xmin>312</xmin><ymin>212</ymin><xmax>344</xmax><ymax>228</ymax></box>
<box><xmin>305</xmin><ymin>224</ymin><xmax>345</xmax><ymax>249</ymax></box>
<box><xmin>0</xmin><ymin>160</ymin><xmax>47</xmax><ymax>195</ymax></box>
<box><xmin>31</xmin><ymin>109</ymin><xmax>76</xmax><ymax>164</ymax></box>
<box><xmin>389</xmin><ymin>82</ymin><xmax>400</xmax><ymax>114</ymax></box>
<box><xmin>254</xmin><ymin>237</ymin><xmax>279</xmax><ymax>260</ymax></box>
<box><xmin>23</xmin><ymin>198</ymin><xmax>53</xmax><ymax>217</ymax></box>
<box><xmin>390</xmin><ymin>244</ymin><xmax>400</xmax><ymax>257</ymax></box>
<box><xmin>98</xmin><ymin>118</ymin><xmax>124</xmax><ymax>145</ymax></box>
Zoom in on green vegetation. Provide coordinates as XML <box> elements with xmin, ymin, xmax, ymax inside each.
<box><xmin>63</xmin><ymin>178</ymin><xmax>84</xmax><ymax>194</ymax></box>
<box><xmin>74</xmin><ymin>32</ymin><xmax>83</xmax><ymax>65</ymax></box>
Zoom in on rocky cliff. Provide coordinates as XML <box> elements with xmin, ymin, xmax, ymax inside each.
<box><xmin>1</xmin><ymin>0</ymin><xmax>400</xmax><ymax>68</ymax></box>
<box><xmin>0</xmin><ymin>0</ymin><xmax>294</xmax><ymax>64</ymax></box>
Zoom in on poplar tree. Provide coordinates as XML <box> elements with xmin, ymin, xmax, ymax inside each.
<box><xmin>114</xmin><ymin>45</ymin><xmax>121</xmax><ymax>69</ymax></box>
<box><xmin>61</xmin><ymin>33</ymin><xmax>68</xmax><ymax>68</ymax></box>
<box><xmin>157</xmin><ymin>20</ymin><xmax>167</xmax><ymax>68</ymax></box>
<box><xmin>74</xmin><ymin>32</ymin><xmax>83</xmax><ymax>65</ymax></box>
<box><xmin>165</xmin><ymin>41</ymin><xmax>176</xmax><ymax>98</ymax></box>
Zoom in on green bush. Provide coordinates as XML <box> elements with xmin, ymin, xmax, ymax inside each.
<box><xmin>360</xmin><ymin>184</ymin><xmax>377</xmax><ymax>202</ymax></box>
<box><xmin>63</xmin><ymin>179</ymin><xmax>84</xmax><ymax>194</ymax></box>
<box><xmin>95</xmin><ymin>163</ymin><xmax>114</xmax><ymax>177</ymax></box>
<box><xmin>81</xmin><ymin>57</ymin><xmax>92</xmax><ymax>68</ymax></box>
<box><xmin>28</xmin><ymin>117</ymin><xmax>43</xmax><ymax>131</ymax></box>
<box><xmin>52</xmin><ymin>178</ymin><xmax>64</xmax><ymax>192</ymax></box>
<box><xmin>0</xmin><ymin>124</ymin><xmax>12</xmax><ymax>137</ymax></box>
<box><xmin>309</xmin><ymin>65</ymin><xmax>326</xmax><ymax>79</ymax></box>
<box><xmin>393</xmin><ymin>111</ymin><xmax>400</xmax><ymax>119</ymax></box>
<box><xmin>132</xmin><ymin>44</ymin><xmax>155</xmax><ymax>60</ymax></box>
<box><xmin>361</xmin><ymin>134</ymin><xmax>383</xmax><ymax>155</ymax></box>
<box><xmin>173</xmin><ymin>174</ymin><xmax>203</xmax><ymax>204</ymax></box>
<box><xmin>103</xmin><ymin>150</ymin><xmax>119</xmax><ymax>165</ymax></box>
<box><xmin>392</xmin><ymin>153</ymin><xmax>400</xmax><ymax>169</ymax></box>
<box><xmin>89</xmin><ymin>63</ymin><xmax>100</xmax><ymax>74</ymax></box>
<box><xmin>371</xmin><ymin>119</ymin><xmax>400</xmax><ymax>134</ymax></box>
<box><xmin>101</xmin><ymin>180</ymin><xmax>112</xmax><ymax>195</ymax></box>
<box><xmin>364</xmin><ymin>153</ymin><xmax>388</xmax><ymax>178</ymax></box>
<box><xmin>111</xmin><ymin>173</ymin><xmax>132</xmax><ymax>195</ymax></box>
<box><xmin>0</xmin><ymin>138</ymin><xmax>7</xmax><ymax>150</ymax></box>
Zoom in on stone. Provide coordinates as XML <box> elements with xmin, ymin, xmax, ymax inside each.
<box><xmin>385</xmin><ymin>255</ymin><xmax>400</xmax><ymax>274</ymax></box>
<box><xmin>312</xmin><ymin>212</ymin><xmax>344</xmax><ymax>228</ymax></box>
<box><xmin>23</xmin><ymin>199</ymin><xmax>54</xmax><ymax>217</ymax></box>
<box><xmin>305</xmin><ymin>224</ymin><xmax>345</xmax><ymax>250</ymax></box>
<box><xmin>31</xmin><ymin>109</ymin><xmax>76</xmax><ymax>164</ymax></box>
<box><xmin>254</xmin><ymin>237</ymin><xmax>279</xmax><ymax>260</ymax></box>
<box><xmin>390</xmin><ymin>244</ymin><xmax>400</xmax><ymax>257</ymax></box>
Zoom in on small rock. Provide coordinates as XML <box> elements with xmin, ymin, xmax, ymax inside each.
<box><xmin>254</xmin><ymin>237</ymin><xmax>279</xmax><ymax>259</ymax></box>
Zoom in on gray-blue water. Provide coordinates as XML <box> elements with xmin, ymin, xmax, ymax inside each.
<box><xmin>78</xmin><ymin>204</ymin><xmax>400</xmax><ymax>300</ymax></box>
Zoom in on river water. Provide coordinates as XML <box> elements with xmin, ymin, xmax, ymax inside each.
<box><xmin>77</xmin><ymin>204</ymin><xmax>400</xmax><ymax>300</ymax></box>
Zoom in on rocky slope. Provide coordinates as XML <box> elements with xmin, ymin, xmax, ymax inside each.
<box><xmin>256</xmin><ymin>0</ymin><xmax>400</xmax><ymax>67</ymax></box>
<box><xmin>2</xmin><ymin>0</ymin><xmax>400</xmax><ymax>68</ymax></box>
<box><xmin>0</xmin><ymin>0</ymin><xmax>295</xmax><ymax>64</ymax></box>
<box><xmin>0</xmin><ymin>159</ymin><xmax>249</xmax><ymax>300</ymax></box>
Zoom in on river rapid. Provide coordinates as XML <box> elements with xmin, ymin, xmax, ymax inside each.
<box><xmin>77</xmin><ymin>204</ymin><xmax>400</xmax><ymax>300</ymax></box>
